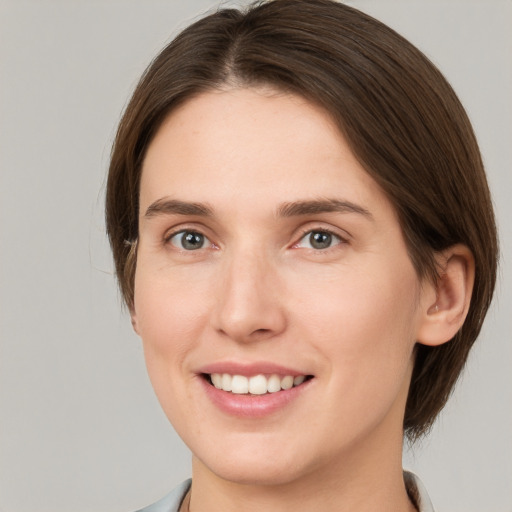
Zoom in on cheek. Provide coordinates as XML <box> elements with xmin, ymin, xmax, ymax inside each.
<box><xmin>295</xmin><ymin>264</ymin><xmax>420</xmax><ymax>434</ymax></box>
<box><xmin>292</xmin><ymin>259</ymin><xmax>421</xmax><ymax>379</ymax></box>
<box><xmin>132</xmin><ymin>269</ymin><xmax>209</xmax><ymax>432</ymax></box>
<box><xmin>132</xmin><ymin>267</ymin><xmax>208</xmax><ymax>394</ymax></box>
<box><xmin>134</xmin><ymin>264</ymin><xmax>206</xmax><ymax>340</ymax></box>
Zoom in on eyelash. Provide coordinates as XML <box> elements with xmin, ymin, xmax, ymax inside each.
<box><xmin>293</xmin><ymin>228</ymin><xmax>348</xmax><ymax>251</ymax></box>
<box><xmin>164</xmin><ymin>228</ymin><xmax>214</xmax><ymax>252</ymax></box>
<box><xmin>164</xmin><ymin>226</ymin><xmax>348</xmax><ymax>253</ymax></box>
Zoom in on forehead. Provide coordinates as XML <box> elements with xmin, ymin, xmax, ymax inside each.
<box><xmin>144</xmin><ymin>87</ymin><xmax>344</xmax><ymax>173</ymax></box>
<box><xmin>139</xmin><ymin>87</ymin><xmax>393</xmax><ymax>221</ymax></box>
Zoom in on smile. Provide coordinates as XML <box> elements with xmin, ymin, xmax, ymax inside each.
<box><xmin>207</xmin><ymin>373</ymin><xmax>311</xmax><ymax>395</ymax></box>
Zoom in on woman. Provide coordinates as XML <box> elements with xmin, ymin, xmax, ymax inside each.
<box><xmin>106</xmin><ymin>1</ymin><xmax>498</xmax><ymax>510</ymax></box>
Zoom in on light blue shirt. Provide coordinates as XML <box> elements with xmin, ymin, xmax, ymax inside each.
<box><xmin>136</xmin><ymin>471</ymin><xmax>434</xmax><ymax>512</ymax></box>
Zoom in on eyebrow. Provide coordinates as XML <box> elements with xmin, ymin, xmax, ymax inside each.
<box><xmin>143</xmin><ymin>197</ymin><xmax>373</xmax><ymax>220</ymax></box>
<box><xmin>144</xmin><ymin>198</ymin><xmax>214</xmax><ymax>218</ymax></box>
<box><xmin>277</xmin><ymin>198</ymin><xmax>373</xmax><ymax>220</ymax></box>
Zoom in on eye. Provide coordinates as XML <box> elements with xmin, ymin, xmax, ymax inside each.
<box><xmin>296</xmin><ymin>230</ymin><xmax>344</xmax><ymax>250</ymax></box>
<box><xmin>168</xmin><ymin>230</ymin><xmax>211</xmax><ymax>251</ymax></box>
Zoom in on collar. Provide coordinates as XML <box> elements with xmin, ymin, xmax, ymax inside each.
<box><xmin>136</xmin><ymin>471</ymin><xmax>435</xmax><ymax>512</ymax></box>
<box><xmin>404</xmin><ymin>471</ymin><xmax>435</xmax><ymax>512</ymax></box>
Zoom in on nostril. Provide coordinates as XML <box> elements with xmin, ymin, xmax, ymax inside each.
<box><xmin>253</xmin><ymin>328</ymin><xmax>271</xmax><ymax>335</ymax></box>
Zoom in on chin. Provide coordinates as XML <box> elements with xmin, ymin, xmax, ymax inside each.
<box><xmin>197</xmin><ymin>454</ymin><xmax>313</xmax><ymax>487</ymax></box>
<box><xmin>188</xmin><ymin>431</ymin><xmax>332</xmax><ymax>488</ymax></box>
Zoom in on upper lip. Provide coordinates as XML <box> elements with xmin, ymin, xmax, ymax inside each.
<box><xmin>197</xmin><ymin>361</ymin><xmax>310</xmax><ymax>377</ymax></box>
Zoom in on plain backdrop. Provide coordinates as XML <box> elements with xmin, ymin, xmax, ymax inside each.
<box><xmin>1</xmin><ymin>1</ymin><xmax>510</xmax><ymax>511</ymax></box>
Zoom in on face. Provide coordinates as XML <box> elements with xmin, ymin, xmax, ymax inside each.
<box><xmin>133</xmin><ymin>88</ymin><xmax>432</xmax><ymax>486</ymax></box>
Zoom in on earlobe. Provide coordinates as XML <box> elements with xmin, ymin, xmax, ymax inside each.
<box><xmin>416</xmin><ymin>244</ymin><xmax>475</xmax><ymax>347</ymax></box>
<box><xmin>130</xmin><ymin>306</ymin><xmax>140</xmax><ymax>335</ymax></box>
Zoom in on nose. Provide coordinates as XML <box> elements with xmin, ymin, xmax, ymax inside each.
<box><xmin>213</xmin><ymin>248</ymin><xmax>287</xmax><ymax>343</ymax></box>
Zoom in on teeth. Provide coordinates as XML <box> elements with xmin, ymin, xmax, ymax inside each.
<box><xmin>221</xmin><ymin>373</ymin><xmax>232</xmax><ymax>391</ymax></box>
<box><xmin>209</xmin><ymin>373</ymin><xmax>308</xmax><ymax>394</ymax></box>
<box><xmin>231</xmin><ymin>375</ymin><xmax>249</xmax><ymax>394</ymax></box>
<box><xmin>211</xmin><ymin>373</ymin><xmax>222</xmax><ymax>389</ymax></box>
<box><xmin>249</xmin><ymin>374</ymin><xmax>267</xmax><ymax>395</ymax></box>
<box><xmin>293</xmin><ymin>375</ymin><xmax>305</xmax><ymax>385</ymax></box>
<box><xmin>267</xmin><ymin>374</ymin><xmax>281</xmax><ymax>393</ymax></box>
<box><xmin>281</xmin><ymin>375</ymin><xmax>294</xmax><ymax>390</ymax></box>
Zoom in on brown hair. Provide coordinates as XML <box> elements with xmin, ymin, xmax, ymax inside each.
<box><xmin>106</xmin><ymin>0</ymin><xmax>498</xmax><ymax>439</ymax></box>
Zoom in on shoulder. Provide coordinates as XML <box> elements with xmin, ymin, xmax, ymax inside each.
<box><xmin>134</xmin><ymin>479</ymin><xmax>191</xmax><ymax>512</ymax></box>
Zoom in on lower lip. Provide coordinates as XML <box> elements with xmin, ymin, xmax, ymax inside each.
<box><xmin>199</xmin><ymin>377</ymin><xmax>312</xmax><ymax>418</ymax></box>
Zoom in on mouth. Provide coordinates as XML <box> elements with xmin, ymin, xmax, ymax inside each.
<box><xmin>203</xmin><ymin>373</ymin><xmax>313</xmax><ymax>395</ymax></box>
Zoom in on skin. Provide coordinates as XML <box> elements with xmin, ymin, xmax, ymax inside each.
<box><xmin>131</xmin><ymin>88</ymin><xmax>473</xmax><ymax>512</ymax></box>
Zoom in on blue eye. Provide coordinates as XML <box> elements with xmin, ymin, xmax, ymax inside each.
<box><xmin>168</xmin><ymin>230</ymin><xmax>210</xmax><ymax>251</ymax></box>
<box><xmin>297</xmin><ymin>230</ymin><xmax>342</xmax><ymax>250</ymax></box>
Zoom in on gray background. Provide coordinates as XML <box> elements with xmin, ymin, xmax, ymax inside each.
<box><xmin>0</xmin><ymin>1</ymin><xmax>510</xmax><ymax>511</ymax></box>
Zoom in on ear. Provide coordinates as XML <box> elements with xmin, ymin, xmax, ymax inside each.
<box><xmin>416</xmin><ymin>244</ymin><xmax>475</xmax><ymax>347</ymax></box>
<box><xmin>129</xmin><ymin>305</ymin><xmax>140</xmax><ymax>335</ymax></box>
